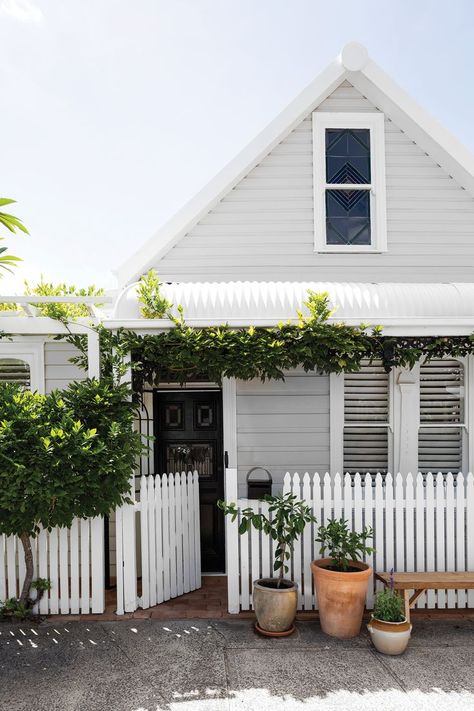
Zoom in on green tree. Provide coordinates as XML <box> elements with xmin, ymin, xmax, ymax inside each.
<box><xmin>0</xmin><ymin>198</ymin><xmax>28</xmax><ymax>274</ymax></box>
<box><xmin>0</xmin><ymin>379</ymin><xmax>143</xmax><ymax>606</ymax></box>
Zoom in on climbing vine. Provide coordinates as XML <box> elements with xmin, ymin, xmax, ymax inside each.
<box><xmin>55</xmin><ymin>290</ymin><xmax>474</xmax><ymax>393</ymax></box>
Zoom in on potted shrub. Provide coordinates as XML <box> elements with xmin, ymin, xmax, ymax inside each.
<box><xmin>218</xmin><ymin>493</ymin><xmax>316</xmax><ymax>636</ymax></box>
<box><xmin>368</xmin><ymin>571</ymin><xmax>411</xmax><ymax>655</ymax></box>
<box><xmin>311</xmin><ymin>518</ymin><xmax>374</xmax><ymax>639</ymax></box>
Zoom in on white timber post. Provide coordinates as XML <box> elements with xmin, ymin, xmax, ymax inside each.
<box><xmin>225</xmin><ymin>468</ymin><xmax>240</xmax><ymax>613</ymax></box>
<box><xmin>87</xmin><ymin>328</ymin><xmax>104</xmax><ymax>612</ymax></box>
<box><xmin>468</xmin><ymin>355</ymin><xmax>474</xmax><ymax>474</ymax></box>
<box><xmin>330</xmin><ymin>373</ymin><xmax>344</xmax><ymax>476</ymax></box>
<box><xmin>87</xmin><ymin>329</ymin><xmax>101</xmax><ymax>379</ymax></box>
<box><xmin>115</xmin><ymin>346</ymin><xmax>138</xmax><ymax>613</ymax></box>
<box><xmin>394</xmin><ymin>365</ymin><xmax>420</xmax><ymax>477</ymax></box>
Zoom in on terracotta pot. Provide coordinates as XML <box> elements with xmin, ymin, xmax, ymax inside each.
<box><xmin>311</xmin><ymin>558</ymin><xmax>372</xmax><ymax>639</ymax></box>
<box><xmin>367</xmin><ymin>616</ymin><xmax>412</xmax><ymax>655</ymax></box>
<box><xmin>252</xmin><ymin>578</ymin><xmax>297</xmax><ymax>634</ymax></box>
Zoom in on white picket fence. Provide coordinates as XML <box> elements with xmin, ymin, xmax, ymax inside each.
<box><xmin>115</xmin><ymin>472</ymin><xmax>201</xmax><ymax>615</ymax></box>
<box><xmin>225</xmin><ymin>469</ymin><xmax>474</xmax><ymax>613</ymax></box>
<box><xmin>0</xmin><ymin>517</ymin><xmax>104</xmax><ymax>614</ymax></box>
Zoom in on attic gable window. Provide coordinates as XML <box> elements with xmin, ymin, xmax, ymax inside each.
<box><xmin>313</xmin><ymin>112</ymin><xmax>387</xmax><ymax>253</ymax></box>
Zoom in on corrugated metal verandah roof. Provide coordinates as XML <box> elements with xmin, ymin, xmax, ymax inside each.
<box><xmin>108</xmin><ymin>281</ymin><xmax>474</xmax><ymax>335</ymax></box>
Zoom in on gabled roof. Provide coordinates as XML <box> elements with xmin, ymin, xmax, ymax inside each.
<box><xmin>116</xmin><ymin>42</ymin><xmax>474</xmax><ymax>286</ymax></box>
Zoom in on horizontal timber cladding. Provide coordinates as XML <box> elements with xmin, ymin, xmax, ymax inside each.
<box><xmin>44</xmin><ymin>340</ymin><xmax>86</xmax><ymax>393</ymax></box>
<box><xmin>235</xmin><ymin>370</ymin><xmax>330</xmax><ymax>497</ymax></box>
<box><xmin>154</xmin><ymin>81</ymin><xmax>474</xmax><ymax>283</ymax></box>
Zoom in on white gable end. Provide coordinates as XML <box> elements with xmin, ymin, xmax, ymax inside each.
<box><xmin>146</xmin><ymin>81</ymin><xmax>474</xmax><ymax>283</ymax></box>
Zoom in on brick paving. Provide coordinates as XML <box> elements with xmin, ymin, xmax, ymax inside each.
<box><xmin>47</xmin><ymin>574</ymin><xmax>474</xmax><ymax>624</ymax></box>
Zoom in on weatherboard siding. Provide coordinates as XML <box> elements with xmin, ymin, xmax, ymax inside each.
<box><xmin>154</xmin><ymin>81</ymin><xmax>474</xmax><ymax>282</ymax></box>
<box><xmin>44</xmin><ymin>341</ymin><xmax>86</xmax><ymax>393</ymax></box>
<box><xmin>236</xmin><ymin>370</ymin><xmax>330</xmax><ymax>497</ymax></box>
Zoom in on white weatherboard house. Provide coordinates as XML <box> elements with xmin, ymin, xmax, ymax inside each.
<box><xmin>2</xmin><ymin>43</ymin><xmax>474</xmax><ymax>615</ymax></box>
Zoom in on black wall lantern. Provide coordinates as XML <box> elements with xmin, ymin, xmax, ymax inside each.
<box><xmin>246</xmin><ymin>466</ymin><xmax>272</xmax><ymax>499</ymax></box>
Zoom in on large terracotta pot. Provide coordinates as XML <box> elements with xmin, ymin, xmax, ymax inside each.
<box><xmin>253</xmin><ymin>578</ymin><xmax>298</xmax><ymax>635</ymax></box>
<box><xmin>367</xmin><ymin>616</ymin><xmax>412</xmax><ymax>655</ymax></box>
<box><xmin>311</xmin><ymin>558</ymin><xmax>372</xmax><ymax>639</ymax></box>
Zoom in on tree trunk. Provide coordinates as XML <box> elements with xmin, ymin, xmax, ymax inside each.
<box><xmin>19</xmin><ymin>532</ymin><xmax>34</xmax><ymax>604</ymax></box>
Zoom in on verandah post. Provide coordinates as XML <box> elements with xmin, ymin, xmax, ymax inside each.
<box><xmin>225</xmin><ymin>468</ymin><xmax>240</xmax><ymax>613</ymax></box>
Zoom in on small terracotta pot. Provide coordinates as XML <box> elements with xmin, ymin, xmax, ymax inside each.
<box><xmin>367</xmin><ymin>616</ymin><xmax>412</xmax><ymax>655</ymax></box>
<box><xmin>311</xmin><ymin>558</ymin><xmax>372</xmax><ymax>639</ymax></box>
<box><xmin>252</xmin><ymin>578</ymin><xmax>297</xmax><ymax>634</ymax></box>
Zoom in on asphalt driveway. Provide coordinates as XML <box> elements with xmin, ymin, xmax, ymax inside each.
<box><xmin>1</xmin><ymin>617</ymin><xmax>474</xmax><ymax>710</ymax></box>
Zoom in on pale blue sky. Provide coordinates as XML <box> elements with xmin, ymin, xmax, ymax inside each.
<box><xmin>1</xmin><ymin>0</ymin><xmax>473</xmax><ymax>291</ymax></box>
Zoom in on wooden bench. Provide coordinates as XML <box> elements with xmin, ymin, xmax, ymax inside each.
<box><xmin>375</xmin><ymin>572</ymin><xmax>474</xmax><ymax>622</ymax></box>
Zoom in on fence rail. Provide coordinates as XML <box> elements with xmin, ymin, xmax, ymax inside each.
<box><xmin>115</xmin><ymin>472</ymin><xmax>201</xmax><ymax>615</ymax></box>
<box><xmin>0</xmin><ymin>517</ymin><xmax>104</xmax><ymax>615</ymax></box>
<box><xmin>225</xmin><ymin>470</ymin><xmax>474</xmax><ymax>613</ymax></box>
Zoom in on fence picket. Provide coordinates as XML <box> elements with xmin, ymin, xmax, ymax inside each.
<box><xmin>343</xmin><ymin>473</ymin><xmax>352</xmax><ymax>528</ymax></box>
<box><xmin>175</xmin><ymin>474</ymin><xmax>184</xmax><ymax>597</ymax></box>
<box><xmin>162</xmin><ymin>474</ymin><xmax>171</xmax><ymax>598</ymax></box>
<box><xmin>155</xmin><ymin>474</ymin><xmax>164</xmax><ymax>604</ymax></box>
<box><xmin>405</xmin><ymin>474</ymin><xmax>415</xmax><ymax>574</ymax></box>
<box><xmin>181</xmin><ymin>472</ymin><xmax>190</xmax><ymax>595</ymax></box>
<box><xmin>395</xmin><ymin>474</ymin><xmax>404</xmax><ymax>572</ymax></box>
<box><xmin>415</xmin><ymin>473</ymin><xmax>425</xmax><ymax>607</ymax></box>
<box><xmin>250</xmin><ymin>500</ymin><xmax>260</xmax><ymax>589</ymax></box>
<box><xmin>353</xmin><ymin>474</ymin><xmax>362</xmax><ymax>534</ymax></box>
<box><xmin>79</xmin><ymin>520</ymin><xmax>89</xmax><ymax>614</ymax></box>
<box><xmin>140</xmin><ymin>476</ymin><xmax>150</xmax><ymax>609</ymax></box>
<box><xmin>426</xmin><ymin>473</ymin><xmax>436</xmax><ymax>608</ymax></box>
<box><xmin>436</xmin><ymin>472</ymin><xmax>446</xmax><ymax>608</ymax></box>
<box><xmin>187</xmin><ymin>472</ymin><xmax>195</xmax><ymax>591</ymax></box>
<box><xmin>169</xmin><ymin>474</ymin><xmax>177</xmax><ymax>598</ymax></box>
<box><xmin>446</xmin><ymin>473</ymin><xmax>456</xmax><ymax>608</ymax></box>
<box><xmin>261</xmin><ymin>500</ymin><xmax>271</xmax><ymax>580</ymax></box>
<box><xmin>374</xmin><ymin>474</ymin><xmax>384</xmax><ymax>595</ymax></box>
<box><xmin>456</xmin><ymin>473</ymin><xmax>466</xmax><ymax>608</ymax></box>
<box><xmin>302</xmin><ymin>473</ymin><xmax>313</xmax><ymax>610</ymax></box>
<box><xmin>49</xmin><ymin>528</ymin><xmax>59</xmax><ymax>615</ymax></box>
<box><xmin>240</xmin><ymin>498</ymin><xmax>250</xmax><ymax>610</ymax></box>
<box><xmin>90</xmin><ymin>517</ymin><xmax>104</xmax><ymax>614</ymax></box>
<box><xmin>6</xmin><ymin>536</ymin><xmax>16</xmax><ymax>600</ymax></box>
<box><xmin>364</xmin><ymin>474</ymin><xmax>374</xmax><ymax>608</ymax></box>
<box><xmin>0</xmin><ymin>537</ymin><xmax>5</xmax><ymax>604</ymax></box>
<box><xmin>385</xmin><ymin>474</ymin><xmax>394</xmax><ymax>573</ymax></box>
<box><xmin>467</xmin><ymin>473</ymin><xmax>474</xmax><ymax>607</ymax></box>
<box><xmin>59</xmin><ymin>528</ymin><xmax>69</xmax><ymax>614</ymax></box>
<box><xmin>193</xmin><ymin>472</ymin><xmax>201</xmax><ymax>589</ymax></box>
<box><xmin>148</xmin><ymin>476</ymin><xmax>157</xmax><ymax>607</ymax></box>
<box><xmin>292</xmin><ymin>473</ymin><xmax>302</xmax><ymax>608</ymax></box>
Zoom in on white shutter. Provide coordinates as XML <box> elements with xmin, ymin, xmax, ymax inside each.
<box><xmin>418</xmin><ymin>359</ymin><xmax>464</xmax><ymax>474</ymax></box>
<box><xmin>343</xmin><ymin>361</ymin><xmax>389</xmax><ymax>475</ymax></box>
<box><xmin>0</xmin><ymin>358</ymin><xmax>31</xmax><ymax>387</ymax></box>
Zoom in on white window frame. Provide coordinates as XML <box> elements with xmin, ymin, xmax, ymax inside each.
<box><xmin>312</xmin><ymin>112</ymin><xmax>387</xmax><ymax>253</ymax></box>
<box><xmin>0</xmin><ymin>341</ymin><xmax>45</xmax><ymax>393</ymax></box>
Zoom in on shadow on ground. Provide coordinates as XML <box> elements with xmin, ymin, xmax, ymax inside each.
<box><xmin>1</xmin><ymin>618</ymin><xmax>474</xmax><ymax>710</ymax></box>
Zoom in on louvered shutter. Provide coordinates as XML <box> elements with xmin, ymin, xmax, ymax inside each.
<box><xmin>343</xmin><ymin>361</ymin><xmax>390</xmax><ymax>475</ymax></box>
<box><xmin>418</xmin><ymin>359</ymin><xmax>464</xmax><ymax>474</ymax></box>
<box><xmin>0</xmin><ymin>358</ymin><xmax>31</xmax><ymax>387</ymax></box>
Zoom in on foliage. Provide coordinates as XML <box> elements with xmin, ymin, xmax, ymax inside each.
<box><xmin>0</xmin><ymin>198</ymin><xmax>28</xmax><ymax>274</ymax></box>
<box><xmin>315</xmin><ymin>518</ymin><xmax>374</xmax><ymax>571</ymax></box>
<box><xmin>24</xmin><ymin>278</ymin><xmax>104</xmax><ymax>321</ymax></box>
<box><xmin>137</xmin><ymin>270</ymin><xmax>172</xmax><ymax>319</ymax></box>
<box><xmin>21</xmin><ymin>287</ymin><xmax>474</xmax><ymax>391</ymax></box>
<box><xmin>0</xmin><ymin>379</ymin><xmax>144</xmax><ymax>603</ymax></box>
<box><xmin>218</xmin><ymin>493</ymin><xmax>316</xmax><ymax>584</ymax></box>
<box><xmin>0</xmin><ymin>302</ymin><xmax>21</xmax><ymax>312</ymax></box>
<box><xmin>373</xmin><ymin>571</ymin><xmax>405</xmax><ymax>622</ymax></box>
<box><xmin>0</xmin><ymin>579</ymin><xmax>51</xmax><ymax>620</ymax></box>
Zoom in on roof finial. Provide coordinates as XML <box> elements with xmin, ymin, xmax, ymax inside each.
<box><xmin>340</xmin><ymin>42</ymin><xmax>369</xmax><ymax>71</ymax></box>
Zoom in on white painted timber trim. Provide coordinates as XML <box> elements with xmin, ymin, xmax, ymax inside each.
<box><xmin>329</xmin><ymin>373</ymin><xmax>344</xmax><ymax>476</ymax></box>
<box><xmin>350</xmin><ymin>60</ymin><xmax>474</xmax><ymax>196</ymax></box>
<box><xmin>87</xmin><ymin>330</ymin><xmax>101</xmax><ymax>379</ymax></box>
<box><xmin>222</xmin><ymin>377</ymin><xmax>237</xmax><ymax>472</ymax></box>
<box><xmin>0</xmin><ymin>340</ymin><xmax>45</xmax><ymax>393</ymax></box>
<box><xmin>312</xmin><ymin>112</ymin><xmax>387</xmax><ymax>253</ymax></box>
<box><xmin>394</xmin><ymin>365</ymin><xmax>420</xmax><ymax>476</ymax></box>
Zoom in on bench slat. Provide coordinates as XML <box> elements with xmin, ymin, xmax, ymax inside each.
<box><xmin>376</xmin><ymin>572</ymin><xmax>474</xmax><ymax>590</ymax></box>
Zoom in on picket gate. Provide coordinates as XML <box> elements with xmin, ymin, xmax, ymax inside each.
<box><xmin>0</xmin><ymin>517</ymin><xmax>105</xmax><ymax>615</ymax></box>
<box><xmin>225</xmin><ymin>469</ymin><xmax>474</xmax><ymax>614</ymax></box>
<box><xmin>115</xmin><ymin>472</ymin><xmax>201</xmax><ymax>615</ymax></box>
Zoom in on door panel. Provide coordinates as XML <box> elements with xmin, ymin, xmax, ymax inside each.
<box><xmin>154</xmin><ymin>390</ymin><xmax>225</xmax><ymax>573</ymax></box>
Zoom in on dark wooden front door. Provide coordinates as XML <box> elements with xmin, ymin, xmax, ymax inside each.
<box><xmin>154</xmin><ymin>390</ymin><xmax>225</xmax><ymax>573</ymax></box>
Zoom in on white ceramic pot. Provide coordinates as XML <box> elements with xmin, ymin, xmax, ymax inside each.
<box><xmin>367</xmin><ymin>616</ymin><xmax>412</xmax><ymax>655</ymax></box>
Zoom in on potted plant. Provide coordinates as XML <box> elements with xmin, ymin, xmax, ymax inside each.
<box><xmin>367</xmin><ymin>570</ymin><xmax>411</xmax><ymax>655</ymax></box>
<box><xmin>218</xmin><ymin>493</ymin><xmax>316</xmax><ymax>636</ymax></box>
<box><xmin>311</xmin><ymin>518</ymin><xmax>374</xmax><ymax>639</ymax></box>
